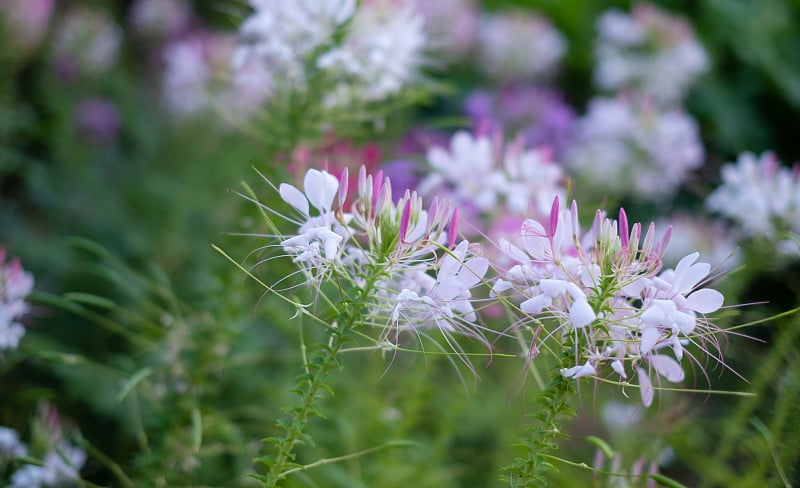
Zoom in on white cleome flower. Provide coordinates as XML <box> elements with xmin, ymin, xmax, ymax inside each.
<box><xmin>318</xmin><ymin>0</ymin><xmax>427</xmax><ymax>106</ymax></box>
<box><xmin>594</xmin><ymin>4</ymin><xmax>708</xmax><ymax>104</ymax></box>
<box><xmin>566</xmin><ymin>96</ymin><xmax>704</xmax><ymax>201</ymax></box>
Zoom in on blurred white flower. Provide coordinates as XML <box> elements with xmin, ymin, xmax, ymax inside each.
<box><xmin>129</xmin><ymin>0</ymin><xmax>191</xmax><ymax>38</ymax></box>
<box><xmin>706</xmin><ymin>152</ymin><xmax>800</xmax><ymax>255</ymax></box>
<box><xmin>595</xmin><ymin>3</ymin><xmax>708</xmax><ymax>104</ymax></box>
<box><xmin>566</xmin><ymin>96</ymin><xmax>704</xmax><ymax>201</ymax></box>
<box><xmin>53</xmin><ymin>7</ymin><xmax>122</xmax><ymax>75</ymax></box>
<box><xmin>412</xmin><ymin>0</ymin><xmax>478</xmax><ymax>62</ymax></box>
<box><xmin>319</xmin><ymin>0</ymin><xmax>427</xmax><ymax>106</ymax></box>
<box><xmin>233</xmin><ymin>0</ymin><xmax>356</xmax><ymax>87</ymax></box>
<box><xmin>0</xmin><ymin>249</ymin><xmax>34</xmax><ymax>352</ymax></box>
<box><xmin>476</xmin><ymin>10</ymin><xmax>566</xmax><ymax>81</ymax></box>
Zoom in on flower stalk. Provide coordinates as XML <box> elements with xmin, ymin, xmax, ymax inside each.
<box><xmin>258</xmin><ymin>267</ymin><xmax>381</xmax><ymax>487</ymax></box>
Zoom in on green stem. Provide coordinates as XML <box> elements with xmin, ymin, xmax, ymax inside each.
<box><xmin>260</xmin><ymin>270</ymin><xmax>380</xmax><ymax>487</ymax></box>
<box><xmin>504</xmin><ymin>355</ymin><xmax>576</xmax><ymax>487</ymax></box>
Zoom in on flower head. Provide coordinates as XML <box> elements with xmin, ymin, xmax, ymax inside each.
<box><xmin>706</xmin><ymin>152</ymin><xmax>800</xmax><ymax>255</ymax></box>
<box><xmin>495</xmin><ymin>197</ymin><xmax>727</xmax><ymax>406</ymax></box>
<box><xmin>595</xmin><ymin>3</ymin><xmax>708</xmax><ymax>104</ymax></box>
<box><xmin>1</xmin><ymin>249</ymin><xmax>34</xmax><ymax>352</ymax></box>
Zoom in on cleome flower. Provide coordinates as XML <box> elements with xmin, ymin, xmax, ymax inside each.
<box><xmin>494</xmin><ymin>197</ymin><xmax>728</xmax><ymax>406</ymax></box>
<box><xmin>594</xmin><ymin>3</ymin><xmax>708</xmax><ymax>104</ymax></box>
<box><xmin>706</xmin><ymin>151</ymin><xmax>800</xmax><ymax>256</ymax></box>
<box><xmin>1</xmin><ymin>249</ymin><xmax>34</xmax><ymax>352</ymax></box>
<box><xmin>252</xmin><ymin>165</ymin><xmax>491</xmax><ymax>363</ymax></box>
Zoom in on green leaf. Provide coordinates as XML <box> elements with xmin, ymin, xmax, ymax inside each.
<box><xmin>116</xmin><ymin>367</ymin><xmax>153</xmax><ymax>402</ymax></box>
<box><xmin>650</xmin><ymin>473</ymin><xmax>690</xmax><ymax>488</ymax></box>
<box><xmin>585</xmin><ymin>436</ymin><xmax>615</xmax><ymax>459</ymax></box>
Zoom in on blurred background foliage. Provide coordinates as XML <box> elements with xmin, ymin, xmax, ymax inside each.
<box><xmin>1</xmin><ymin>0</ymin><xmax>799</xmax><ymax>486</ymax></box>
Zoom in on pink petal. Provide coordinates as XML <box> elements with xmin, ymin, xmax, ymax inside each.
<box><xmin>650</xmin><ymin>354</ymin><xmax>684</xmax><ymax>382</ymax></box>
<box><xmin>637</xmin><ymin>367</ymin><xmax>654</xmax><ymax>407</ymax></box>
<box><xmin>279</xmin><ymin>183</ymin><xmax>309</xmax><ymax>216</ymax></box>
<box><xmin>687</xmin><ymin>288</ymin><xmax>724</xmax><ymax>314</ymax></box>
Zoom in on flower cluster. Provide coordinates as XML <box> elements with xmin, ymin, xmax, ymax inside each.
<box><xmin>269</xmin><ymin>166</ymin><xmax>489</xmax><ymax>350</ymax></box>
<box><xmin>1</xmin><ymin>249</ymin><xmax>34</xmax><ymax>352</ymax></box>
<box><xmin>234</xmin><ymin>0</ymin><xmax>426</xmax><ymax>108</ymax></box>
<box><xmin>566</xmin><ymin>96</ymin><xmax>704</xmax><ymax>201</ymax></box>
<box><xmin>318</xmin><ymin>0</ymin><xmax>426</xmax><ymax>106</ymax></box>
<box><xmin>53</xmin><ymin>7</ymin><xmax>122</xmax><ymax>77</ymax></box>
<box><xmin>0</xmin><ymin>407</ymin><xmax>86</xmax><ymax>488</ymax></box>
<box><xmin>412</xmin><ymin>0</ymin><xmax>478</xmax><ymax>62</ymax></box>
<box><xmin>419</xmin><ymin>129</ymin><xmax>566</xmax><ymax>221</ymax></box>
<box><xmin>475</xmin><ymin>10</ymin><xmax>566</xmax><ymax>82</ymax></box>
<box><xmin>595</xmin><ymin>3</ymin><xmax>708</xmax><ymax>104</ymax></box>
<box><xmin>494</xmin><ymin>198</ymin><xmax>725</xmax><ymax>406</ymax></box>
<box><xmin>706</xmin><ymin>152</ymin><xmax>800</xmax><ymax>255</ymax></box>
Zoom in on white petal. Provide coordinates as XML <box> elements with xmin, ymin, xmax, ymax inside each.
<box><xmin>560</xmin><ymin>362</ymin><xmax>595</xmax><ymax>379</ymax></box>
<box><xmin>521</xmin><ymin>295</ymin><xmax>552</xmax><ymax>315</ymax></box>
<box><xmin>458</xmin><ymin>257</ymin><xmax>489</xmax><ymax>289</ymax></box>
<box><xmin>569</xmin><ymin>299</ymin><xmax>596</xmax><ymax>328</ymax></box>
<box><xmin>611</xmin><ymin>360</ymin><xmax>627</xmax><ymax>378</ymax></box>
<box><xmin>639</xmin><ymin>326</ymin><xmax>660</xmax><ymax>355</ymax></box>
<box><xmin>637</xmin><ymin>367</ymin><xmax>654</xmax><ymax>407</ymax></box>
<box><xmin>650</xmin><ymin>354</ymin><xmax>684</xmax><ymax>382</ymax></box>
<box><xmin>279</xmin><ymin>183</ymin><xmax>309</xmax><ymax>216</ymax></box>
<box><xmin>304</xmin><ymin>169</ymin><xmax>338</xmax><ymax>212</ymax></box>
<box><xmin>539</xmin><ymin>278</ymin><xmax>568</xmax><ymax>297</ymax></box>
<box><xmin>681</xmin><ymin>262</ymin><xmax>711</xmax><ymax>293</ymax></box>
<box><xmin>687</xmin><ymin>288</ymin><xmax>724</xmax><ymax>314</ymax></box>
<box><xmin>499</xmin><ymin>239</ymin><xmax>529</xmax><ymax>263</ymax></box>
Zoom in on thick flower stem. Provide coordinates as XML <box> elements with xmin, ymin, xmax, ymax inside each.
<box><xmin>504</xmin><ymin>355</ymin><xmax>575</xmax><ymax>487</ymax></box>
<box><xmin>260</xmin><ymin>271</ymin><xmax>380</xmax><ymax>487</ymax></box>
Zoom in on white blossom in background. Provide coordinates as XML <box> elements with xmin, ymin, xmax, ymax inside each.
<box><xmin>656</xmin><ymin>213</ymin><xmax>738</xmax><ymax>270</ymax></box>
<box><xmin>0</xmin><ymin>426</ymin><xmax>27</xmax><ymax>459</ymax></box>
<box><xmin>0</xmin><ymin>249</ymin><xmax>34</xmax><ymax>352</ymax></box>
<box><xmin>494</xmin><ymin>198</ymin><xmax>727</xmax><ymax>407</ymax></box>
<box><xmin>161</xmin><ymin>36</ymin><xmax>213</xmax><ymax>116</ymax></box>
<box><xmin>566</xmin><ymin>96</ymin><xmax>704</xmax><ymax>201</ymax></box>
<box><xmin>475</xmin><ymin>10</ymin><xmax>566</xmax><ymax>81</ymax></box>
<box><xmin>234</xmin><ymin>0</ymin><xmax>355</xmax><ymax>83</ymax></box>
<box><xmin>1</xmin><ymin>406</ymin><xmax>87</xmax><ymax>488</ymax></box>
<box><xmin>129</xmin><ymin>0</ymin><xmax>191</xmax><ymax>38</ymax></box>
<box><xmin>53</xmin><ymin>7</ymin><xmax>122</xmax><ymax>75</ymax></box>
<box><xmin>595</xmin><ymin>3</ymin><xmax>708</xmax><ymax>104</ymax></box>
<box><xmin>706</xmin><ymin>152</ymin><xmax>800</xmax><ymax>256</ymax></box>
<box><xmin>231</xmin><ymin>0</ymin><xmax>427</xmax><ymax>109</ymax></box>
<box><xmin>412</xmin><ymin>0</ymin><xmax>478</xmax><ymax>63</ymax></box>
<box><xmin>318</xmin><ymin>0</ymin><xmax>427</xmax><ymax>106</ymax></box>
<box><xmin>420</xmin><ymin>130</ymin><xmax>566</xmax><ymax>219</ymax></box>
<box><xmin>9</xmin><ymin>444</ymin><xmax>86</xmax><ymax>488</ymax></box>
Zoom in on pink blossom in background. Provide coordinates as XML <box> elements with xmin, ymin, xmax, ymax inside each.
<box><xmin>0</xmin><ymin>0</ymin><xmax>54</xmax><ymax>57</ymax></box>
<box><xmin>464</xmin><ymin>84</ymin><xmax>575</xmax><ymax>157</ymax></box>
<box><xmin>75</xmin><ymin>97</ymin><xmax>121</xmax><ymax>144</ymax></box>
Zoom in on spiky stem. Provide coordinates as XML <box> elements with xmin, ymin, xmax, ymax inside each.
<box><xmin>257</xmin><ymin>270</ymin><xmax>381</xmax><ymax>487</ymax></box>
